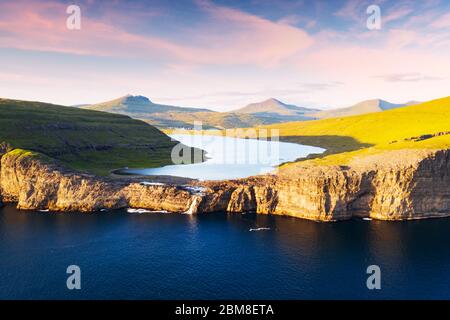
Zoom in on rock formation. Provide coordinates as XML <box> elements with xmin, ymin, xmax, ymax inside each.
<box><xmin>0</xmin><ymin>150</ymin><xmax>194</xmax><ymax>213</ymax></box>
<box><xmin>1</xmin><ymin>148</ymin><xmax>449</xmax><ymax>221</ymax></box>
<box><xmin>199</xmin><ymin>149</ymin><xmax>450</xmax><ymax>221</ymax></box>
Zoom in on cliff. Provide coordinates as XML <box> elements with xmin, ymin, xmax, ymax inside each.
<box><xmin>0</xmin><ymin>150</ymin><xmax>197</xmax><ymax>213</ymax></box>
<box><xmin>200</xmin><ymin>149</ymin><xmax>450</xmax><ymax>221</ymax></box>
<box><xmin>1</xmin><ymin>148</ymin><xmax>449</xmax><ymax>221</ymax></box>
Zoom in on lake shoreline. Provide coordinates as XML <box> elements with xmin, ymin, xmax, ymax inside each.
<box><xmin>113</xmin><ymin>134</ymin><xmax>325</xmax><ymax>181</ymax></box>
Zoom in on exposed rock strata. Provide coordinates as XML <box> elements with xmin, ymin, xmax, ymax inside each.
<box><xmin>0</xmin><ymin>151</ymin><xmax>194</xmax><ymax>213</ymax></box>
<box><xmin>199</xmin><ymin>149</ymin><xmax>450</xmax><ymax>221</ymax></box>
<box><xmin>0</xmin><ymin>148</ymin><xmax>449</xmax><ymax>221</ymax></box>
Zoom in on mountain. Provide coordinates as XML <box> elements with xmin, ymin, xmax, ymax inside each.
<box><xmin>235</xmin><ymin>98</ymin><xmax>320</xmax><ymax>116</ymax></box>
<box><xmin>0</xmin><ymin>98</ymin><xmax>196</xmax><ymax>175</ymax></box>
<box><xmin>233</xmin><ymin>98</ymin><xmax>320</xmax><ymax>122</ymax></box>
<box><xmin>81</xmin><ymin>95</ymin><xmax>320</xmax><ymax>129</ymax></box>
<box><xmin>80</xmin><ymin>95</ymin><xmax>419</xmax><ymax>129</ymax></box>
<box><xmin>312</xmin><ymin>99</ymin><xmax>418</xmax><ymax>119</ymax></box>
<box><xmin>82</xmin><ymin>95</ymin><xmax>223</xmax><ymax>129</ymax></box>
<box><xmin>261</xmin><ymin>95</ymin><xmax>450</xmax><ymax>164</ymax></box>
<box><xmin>83</xmin><ymin>95</ymin><xmax>212</xmax><ymax>114</ymax></box>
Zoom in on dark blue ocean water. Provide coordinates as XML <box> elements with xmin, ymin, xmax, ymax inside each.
<box><xmin>1</xmin><ymin>204</ymin><xmax>449</xmax><ymax>300</ymax></box>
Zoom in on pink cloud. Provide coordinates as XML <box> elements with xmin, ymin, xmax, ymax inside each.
<box><xmin>431</xmin><ymin>12</ymin><xmax>450</xmax><ymax>28</ymax></box>
<box><xmin>0</xmin><ymin>0</ymin><xmax>187</xmax><ymax>58</ymax></box>
<box><xmin>295</xmin><ymin>41</ymin><xmax>450</xmax><ymax>83</ymax></box>
<box><xmin>334</xmin><ymin>0</ymin><xmax>379</xmax><ymax>21</ymax></box>
<box><xmin>1</xmin><ymin>0</ymin><xmax>448</xmax><ymax>109</ymax></box>
<box><xmin>335</xmin><ymin>0</ymin><xmax>415</xmax><ymax>27</ymax></box>
<box><xmin>383</xmin><ymin>6</ymin><xmax>414</xmax><ymax>24</ymax></box>
<box><xmin>0</xmin><ymin>0</ymin><xmax>313</xmax><ymax>67</ymax></box>
<box><xmin>385</xmin><ymin>29</ymin><xmax>418</xmax><ymax>49</ymax></box>
<box><xmin>181</xmin><ymin>0</ymin><xmax>314</xmax><ymax>66</ymax></box>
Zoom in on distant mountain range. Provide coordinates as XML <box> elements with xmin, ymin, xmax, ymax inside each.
<box><xmin>235</xmin><ymin>98</ymin><xmax>316</xmax><ymax>114</ymax></box>
<box><xmin>79</xmin><ymin>95</ymin><xmax>420</xmax><ymax>129</ymax></box>
<box><xmin>313</xmin><ymin>99</ymin><xmax>420</xmax><ymax>119</ymax></box>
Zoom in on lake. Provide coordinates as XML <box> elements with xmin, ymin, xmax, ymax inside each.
<box><xmin>119</xmin><ymin>134</ymin><xmax>325</xmax><ymax>180</ymax></box>
<box><xmin>1</xmin><ymin>204</ymin><xmax>449</xmax><ymax>299</ymax></box>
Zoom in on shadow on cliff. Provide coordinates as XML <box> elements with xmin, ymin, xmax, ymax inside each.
<box><xmin>279</xmin><ymin>135</ymin><xmax>374</xmax><ymax>161</ymax></box>
<box><xmin>409</xmin><ymin>149</ymin><xmax>450</xmax><ymax>217</ymax></box>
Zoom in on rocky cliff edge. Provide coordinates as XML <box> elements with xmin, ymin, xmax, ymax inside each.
<box><xmin>0</xmin><ymin>148</ymin><xmax>449</xmax><ymax>221</ymax></box>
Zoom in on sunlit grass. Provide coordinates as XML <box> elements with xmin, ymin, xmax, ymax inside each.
<box><xmin>267</xmin><ymin>96</ymin><xmax>450</xmax><ymax>165</ymax></box>
<box><xmin>175</xmin><ymin>96</ymin><xmax>450</xmax><ymax>166</ymax></box>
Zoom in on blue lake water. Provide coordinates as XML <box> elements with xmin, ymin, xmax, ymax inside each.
<box><xmin>1</xmin><ymin>204</ymin><xmax>449</xmax><ymax>300</ymax></box>
<box><xmin>121</xmin><ymin>134</ymin><xmax>325</xmax><ymax>180</ymax></box>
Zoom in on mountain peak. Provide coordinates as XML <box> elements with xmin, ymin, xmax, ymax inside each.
<box><xmin>122</xmin><ymin>95</ymin><xmax>152</xmax><ymax>104</ymax></box>
<box><xmin>313</xmin><ymin>98</ymin><xmax>408</xmax><ymax>119</ymax></box>
<box><xmin>358</xmin><ymin>98</ymin><xmax>386</xmax><ymax>105</ymax></box>
<box><xmin>262</xmin><ymin>98</ymin><xmax>284</xmax><ymax>104</ymax></box>
<box><xmin>233</xmin><ymin>98</ymin><xmax>319</xmax><ymax>116</ymax></box>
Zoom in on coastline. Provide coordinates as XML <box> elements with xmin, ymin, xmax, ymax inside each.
<box><xmin>1</xmin><ymin>146</ymin><xmax>449</xmax><ymax>222</ymax></box>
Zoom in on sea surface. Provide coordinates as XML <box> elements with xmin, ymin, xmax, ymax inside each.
<box><xmin>119</xmin><ymin>134</ymin><xmax>325</xmax><ymax>180</ymax></box>
<box><xmin>1</xmin><ymin>204</ymin><xmax>449</xmax><ymax>300</ymax></box>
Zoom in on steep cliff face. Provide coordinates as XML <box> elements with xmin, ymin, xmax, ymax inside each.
<box><xmin>1</xmin><ymin>148</ymin><xmax>449</xmax><ymax>221</ymax></box>
<box><xmin>199</xmin><ymin>149</ymin><xmax>450</xmax><ymax>221</ymax></box>
<box><xmin>0</xmin><ymin>150</ymin><xmax>194</xmax><ymax>213</ymax></box>
<box><xmin>367</xmin><ymin>149</ymin><xmax>450</xmax><ymax>220</ymax></box>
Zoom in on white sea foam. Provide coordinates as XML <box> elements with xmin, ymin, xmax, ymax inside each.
<box><xmin>182</xmin><ymin>185</ymin><xmax>207</xmax><ymax>196</ymax></box>
<box><xmin>140</xmin><ymin>181</ymin><xmax>166</xmax><ymax>186</ymax></box>
<box><xmin>249</xmin><ymin>227</ymin><xmax>271</xmax><ymax>232</ymax></box>
<box><xmin>127</xmin><ymin>208</ymin><xmax>169</xmax><ymax>214</ymax></box>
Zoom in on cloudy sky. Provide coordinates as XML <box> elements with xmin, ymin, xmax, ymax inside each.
<box><xmin>0</xmin><ymin>0</ymin><xmax>449</xmax><ymax>111</ymax></box>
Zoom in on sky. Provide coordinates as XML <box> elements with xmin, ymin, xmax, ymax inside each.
<box><xmin>0</xmin><ymin>0</ymin><xmax>449</xmax><ymax>111</ymax></box>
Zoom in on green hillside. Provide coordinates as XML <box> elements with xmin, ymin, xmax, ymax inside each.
<box><xmin>0</xmin><ymin>98</ymin><xmax>189</xmax><ymax>175</ymax></box>
<box><xmin>206</xmin><ymin>96</ymin><xmax>450</xmax><ymax>166</ymax></box>
<box><xmin>262</xmin><ymin>96</ymin><xmax>450</xmax><ymax>165</ymax></box>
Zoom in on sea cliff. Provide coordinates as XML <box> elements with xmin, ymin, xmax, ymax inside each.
<box><xmin>0</xmin><ymin>148</ymin><xmax>449</xmax><ymax>221</ymax></box>
<box><xmin>200</xmin><ymin>149</ymin><xmax>450</xmax><ymax>221</ymax></box>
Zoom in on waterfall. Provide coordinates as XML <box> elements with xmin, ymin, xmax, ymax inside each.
<box><xmin>184</xmin><ymin>196</ymin><xmax>202</xmax><ymax>215</ymax></box>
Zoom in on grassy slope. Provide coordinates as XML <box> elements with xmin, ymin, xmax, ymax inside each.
<box><xmin>0</xmin><ymin>99</ymin><xmax>179</xmax><ymax>175</ymax></box>
<box><xmin>3</xmin><ymin>96</ymin><xmax>446</xmax><ymax>176</ymax></box>
<box><xmin>262</xmin><ymin>96</ymin><xmax>450</xmax><ymax>165</ymax></box>
<box><xmin>193</xmin><ymin>96</ymin><xmax>450</xmax><ymax>166</ymax></box>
